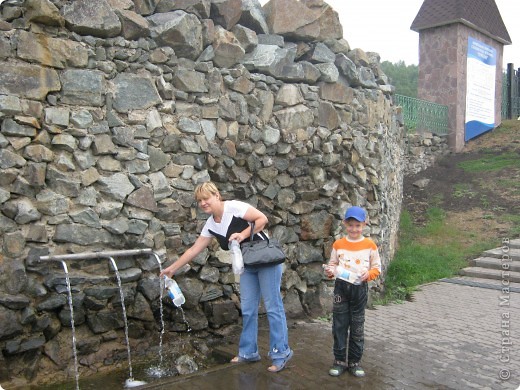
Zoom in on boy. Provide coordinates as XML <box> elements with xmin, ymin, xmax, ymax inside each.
<box><xmin>324</xmin><ymin>206</ymin><xmax>381</xmax><ymax>377</ymax></box>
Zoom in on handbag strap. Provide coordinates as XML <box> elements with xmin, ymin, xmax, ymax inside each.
<box><xmin>249</xmin><ymin>221</ymin><xmax>268</xmax><ymax>241</ymax></box>
<box><xmin>249</xmin><ymin>221</ymin><xmax>255</xmax><ymax>241</ymax></box>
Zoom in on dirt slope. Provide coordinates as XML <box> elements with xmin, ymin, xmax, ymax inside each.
<box><xmin>402</xmin><ymin>121</ymin><xmax>520</xmax><ymax>246</ymax></box>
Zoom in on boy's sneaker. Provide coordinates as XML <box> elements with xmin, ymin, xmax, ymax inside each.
<box><xmin>328</xmin><ymin>360</ymin><xmax>347</xmax><ymax>376</ymax></box>
<box><xmin>348</xmin><ymin>362</ymin><xmax>365</xmax><ymax>377</ymax></box>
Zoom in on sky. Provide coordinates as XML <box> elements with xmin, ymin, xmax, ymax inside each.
<box><xmin>260</xmin><ymin>0</ymin><xmax>519</xmax><ymax>69</ymax></box>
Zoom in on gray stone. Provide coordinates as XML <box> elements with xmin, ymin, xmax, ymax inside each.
<box><xmin>305</xmin><ymin>42</ymin><xmax>336</xmax><ymax>64</ymax></box>
<box><xmin>0</xmin><ymin>95</ymin><xmax>22</xmax><ymax>115</ymax></box>
<box><xmin>178</xmin><ymin>117</ymin><xmax>202</xmax><ymax>134</ymax></box>
<box><xmin>116</xmin><ymin>9</ymin><xmax>151</xmax><ymax>40</ymax></box>
<box><xmin>148</xmin><ymin>145</ymin><xmax>171</xmax><ymax>172</ymax></box>
<box><xmin>12</xmin><ymin>198</ymin><xmax>41</xmax><ymax>224</ymax></box>
<box><xmin>51</xmin><ymin>134</ymin><xmax>77</xmax><ymax>152</ymax></box>
<box><xmin>172</xmin><ymin>68</ymin><xmax>208</xmax><ymax>93</ymax></box>
<box><xmin>149</xmin><ymin>171</ymin><xmax>171</xmax><ymax>200</ymax></box>
<box><xmin>102</xmin><ymin>217</ymin><xmax>129</xmax><ymax>234</ymax></box>
<box><xmin>24</xmin><ymin>0</ymin><xmax>65</xmax><ymax>27</ymax></box>
<box><xmin>61</xmin><ymin>69</ymin><xmax>105</xmax><ymax>107</ymax></box>
<box><xmin>315</xmin><ymin>62</ymin><xmax>339</xmax><ymax>83</ymax></box>
<box><xmin>1</xmin><ymin>118</ymin><xmax>36</xmax><ymax>137</ymax></box>
<box><xmin>62</xmin><ymin>0</ymin><xmax>121</xmax><ymax>38</ymax></box>
<box><xmin>97</xmin><ymin>173</ymin><xmax>135</xmax><ymax>201</ymax></box>
<box><xmin>36</xmin><ymin>190</ymin><xmax>70</xmax><ymax>216</ymax></box>
<box><xmin>175</xmin><ymin>354</ymin><xmax>199</xmax><ymax>375</ymax></box>
<box><xmin>112</xmin><ymin>73</ymin><xmax>162</xmax><ymax>113</ymax></box>
<box><xmin>69</xmin><ymin>207</ymin><xmax>102</xmax><ymax>228</ymax></box>
<box><xmin>239</xmin><ymin>0</ymin><xmax>269</xmax><ymax>34</ymax></box>
<box><xmin>232</xmin><ymin>24</ymin><xmax>258</xmax><ymax>53</ymax></box>
<box><xmin>275</xmin><ymin>84</ymin><xmax>304</xmax><ymax>107</ymax></box>
<box><xmin>37</xmin><ymin>294</ymin><xmax>67</xmax><ymax>311</ymax></box>
<box><xmin>263</xmin><ymin>0</ymin><xmax>321</xmax><ymax>41</ymax></box>
<box><xmin>150</xmin><ymin>10</ymin><xmax>203</xmax><ymax>60</ymax></box>
<box><xmin>17</xmin><ymin>31</ymin><xmax>88</xmax><ymax>69</ymax></box>
<box><xmin>126</xmin><ymin>186</ymin><xmax>158</xmax><ymax>212</ymax></box>
<box><xmin>0</xmin><ymin>149</ymin><xmax>25</xmax><ymax>169</ymax></box>
<box><xmin>54</xmin><ymin>224</ymin><xmax>114</xmax><ymax>245</ymax></box>
<box><xmin>242</xmin><ymin>44</ymin><xmax>295</xmax><ymax>77</ymax></box>
<box><xmin>0</xmin><ymin>307</ymin><xmax>23</xmax><ymax>341</ymax></box>
<box><xmin>0</xmin><ymin>294</ymin><xmax>31</xmax><ymax>310</ymax></box>
<box><xmin>155</xmin><ymin>0</ymin><xmax>211</xmax><ymax>18</ymax></box>
<box><xmin>0</xmin><ymin>62</ymin><xmax>60</xmax><ymax>101</ymax></box>
<box><xmin>127</xmin><ymin>219</ymin><xmax>149</xmax><ymax>235</ymax></box>
<box><xmin>212</xmin><ymin>26</ymin><xmax>245</xmax><ymax>68</ymax></box>
<box><xmin>70</xmin><ymin>110</ymin><xmax>94</xmax><ymax>128</ymax></box>
<box><xmin>86</xmin><ymin>310</ymin><xmax>125</xmax><ymax>334</ymax></box>
<box><xmin>274</xmin><ymin>104</ymin><xmax>314</xmax><ymax>131</ymax></box>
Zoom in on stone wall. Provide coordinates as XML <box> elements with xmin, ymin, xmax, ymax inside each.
<box><xmin>404</xmin><ymin>131</ymin><xmax>450</xmax><ymax>175</ymax></box>
<box><xmin>0</xmin><ymin>0</ymin><xmax>404</xmax><ymax>386</ymax></box>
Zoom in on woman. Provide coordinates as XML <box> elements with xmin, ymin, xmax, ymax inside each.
<box><xmin>160</xmin><ymin>181</ymin><xmax>293</xmax><ymax>372</ymax></box>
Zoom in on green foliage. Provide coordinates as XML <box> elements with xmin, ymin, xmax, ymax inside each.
<box><xmin>503</xmin><ymin>214</ymin><xmax>520</xmax><ymax>237</ymax></box>
<box><xmin>381</xmin><ymin>60</ymin><xmax>418</xmax><ymax>98</ymax></box>
<box><xmin>457</xmin><ymin>152</ymin><xmax>520</xmax><ymax>172</ymax></box>
<box><xmin>375</xmin><ymin>208</ymin><xmax>493</xmax><ymax>305</ymax></box>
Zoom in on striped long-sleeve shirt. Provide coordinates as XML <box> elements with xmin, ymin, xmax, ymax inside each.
<box><xmin>327</xmin><ymin>236</ymin><xmax>381</xmax><ymax>285</ymax></box>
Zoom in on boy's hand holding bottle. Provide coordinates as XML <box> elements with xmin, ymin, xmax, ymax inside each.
<box><xmin>323</xmin><ymin>264</ymin><xmax>336</xmax><ymax>279</ymax></box>
<box><xmin>323</xmin><ymin>264</ymin><xmax>360</xmax><ymax>283</ymax></box>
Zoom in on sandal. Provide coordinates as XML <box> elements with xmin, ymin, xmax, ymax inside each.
<box><xmin>267</xmin><ymin>349</ymin><xmax>293</xmax><ymax>373</ymax></box>
<box><xmin>230</xmin><ymin>355</ymin><xmax>261</xmax><ymax>363</ymax></box>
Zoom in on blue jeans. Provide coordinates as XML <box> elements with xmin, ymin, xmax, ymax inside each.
<box><xmin>238</xmin><ymin>264</ymin><xmax>291</xmax><ymax>362</ymax></box>
<box><xmin>332</xmin><ymin>279</ymin><xmax>368</xmax><ymax>364</ymax></box>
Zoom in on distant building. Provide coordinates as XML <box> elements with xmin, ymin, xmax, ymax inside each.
<box><xmin>411</xmin><ymin>0</ymin><xmax>511</xmax><ymax>151</ymax></box>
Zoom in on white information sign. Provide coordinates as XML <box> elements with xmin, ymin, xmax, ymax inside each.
<box><xmin>465</xmin><ymin>37</ymin><xmax>496</xmax><ymax>141</ymax></box>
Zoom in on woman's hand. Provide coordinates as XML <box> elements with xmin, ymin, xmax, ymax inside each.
<box><xmin>229</xmin><ymin>232</ymin><xmax>243</xmax><ymax>243</ymax></box>
<box><xmin>159</xmin><ymin>265</ymin><xmax>175</xmax><ymax>279</ymax></box>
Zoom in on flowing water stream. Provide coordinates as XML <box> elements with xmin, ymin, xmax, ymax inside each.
<box><xmin>36</xmin><ymin>251</ymin><xmax>193</xmax><ymax>389</ymax></box>
<box><xmin>107</xmin><ymin>257</ymin><xmax>147</xmax><ymax>388</ymax></box>
<box><xmin>60</xmin><ymin>260</ymin><xmax>80</xmax><ymax>390</ymax></box>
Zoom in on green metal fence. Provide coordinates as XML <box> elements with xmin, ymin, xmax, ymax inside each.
<box><xmin>502</xmin><ymin>64</ymin><xmax>520</xmax><ymax>119</ymax></box>
<box><xmin>395</xmin><ymin>94</ymin><xmax>449</xmax><ymax>135</ymax></box>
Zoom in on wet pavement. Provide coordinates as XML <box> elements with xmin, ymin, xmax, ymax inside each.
<box><xmin>139</xmin><ymin>277</ymin><xmax>520</xmax><ymax>390</ymax></box>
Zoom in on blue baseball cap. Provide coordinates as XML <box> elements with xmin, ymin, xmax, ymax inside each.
<box><xmin>344</xmin><ymin>206</ymin><xmax>366</xmax><ymax>222</ymax></box>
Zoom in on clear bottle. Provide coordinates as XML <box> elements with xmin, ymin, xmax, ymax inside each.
<box><xmin>229</xmin><ymin>240</ymin><xmax>244</xmax><ymax>275</ymax></box>
<box><xmin>335</xmin><ymin>265</ymin><xmax>350</xmax><ymax>279</ymax></box>
<box><xmin>163</xmin><ymin>275</ymin><xmax>185</xmax><ymax>307</ymax></box>
<box><xmin>335</xmin><ymin>265</ymin><xmax>357</xmax><ymax>283</ymax></box>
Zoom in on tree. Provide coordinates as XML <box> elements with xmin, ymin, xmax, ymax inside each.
<box><xmin>381</xmin><ymin>60</ymin><xmax>418</xmax><ymax>98</ymax></box>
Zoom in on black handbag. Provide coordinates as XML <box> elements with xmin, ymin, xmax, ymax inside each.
<box><xmin>241</xmin><ymin>222</ymin><xmax>286</xmax><ymax>267</ymax></box>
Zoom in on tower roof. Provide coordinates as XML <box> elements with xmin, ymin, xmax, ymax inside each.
<box><xmin>410</xmin><ymin>0</ymin><xmax>511</xmax><ymax>45</ymax></box>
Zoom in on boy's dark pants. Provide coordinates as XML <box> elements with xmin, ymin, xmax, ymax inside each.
<box><xmin>332</xmin><ymin>279</ymin><xmax>368</xmax><ymax>364</ymax></box>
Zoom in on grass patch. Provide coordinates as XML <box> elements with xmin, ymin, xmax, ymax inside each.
<box><xmin>457</xmin><ymin>152</ymin><xmax>520</xmax><ymax>172</ymax></box>
<box><xmin>503</xmin><ymin>214</ymin><xmax>520</xmax><ymax>237</ymax></box>
<box><xmin>376</xmin><ymin>207</ymin><xmax>493</xmax><ymax>305</ymax></box>
<box><xmin>452</xmin><ymin>183</ymin><xmax>477</xmax><ymax>199</ymax></box>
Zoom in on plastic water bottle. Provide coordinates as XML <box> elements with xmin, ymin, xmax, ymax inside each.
<box><xmin>163</xmin><ymin>276</ymin><xmax>185</xmax><ymax>307</ymax></box>
<box><xmin>230</xmin><ymin>240</ymin><xmax>244</xmax><ymax>275</ymax></box>
<box><xmin>335</xmin><ymin>265</ymin><xmax>356</xmax><ymax>283</ymax></box>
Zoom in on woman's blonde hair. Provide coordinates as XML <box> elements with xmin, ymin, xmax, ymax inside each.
<box><xmin>194</xmin><ymin>181</ymin><xmax>220</xmax><ymax>201</ymax></box>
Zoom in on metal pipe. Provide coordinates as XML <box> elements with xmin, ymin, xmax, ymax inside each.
<box><xmin>39</xmin><ymin>248</ymin><xmax>153</xmax><ymax>261</ymax></box>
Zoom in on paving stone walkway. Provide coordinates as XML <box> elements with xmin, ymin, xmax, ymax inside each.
<box><xmin>141</xmin><ymin>277</ymin><xmax>520</xmax><ymax>390</ymax></box>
